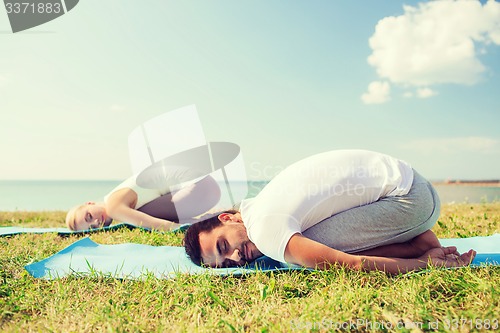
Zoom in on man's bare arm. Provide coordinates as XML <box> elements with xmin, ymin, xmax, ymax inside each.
<box><xmin>284</xmin><ymin>234</ymin><xmax>475</xmax><ymax>274</ymax></box>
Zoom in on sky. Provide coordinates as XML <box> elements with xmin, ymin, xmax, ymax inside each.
<box><xmin>0</xmin><ymin>0</ymin><xmax>499</xmax><ymax>181</ymax></box>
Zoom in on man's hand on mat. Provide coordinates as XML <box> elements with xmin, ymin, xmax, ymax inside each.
<box><xmin>421</xmin><ymin>246</ymin><xmax>476</xmax><ymax>268</ymax></box>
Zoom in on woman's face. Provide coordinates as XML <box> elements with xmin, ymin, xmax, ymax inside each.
<box><xmin>74</xmin><ymin>203</ymin><xmax>112</xmax><ymax>230</ymax></box>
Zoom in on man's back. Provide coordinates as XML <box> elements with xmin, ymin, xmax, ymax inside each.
<box><xmin>240</xmin><ymin>149</ymin><xmax>414</xmax><ymax>262</ymax></box>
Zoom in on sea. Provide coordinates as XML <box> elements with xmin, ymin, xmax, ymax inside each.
<box><xmin>0</xmin><ymin>180</ymin><xmax>499</xmax><ymax>211</ymax></box>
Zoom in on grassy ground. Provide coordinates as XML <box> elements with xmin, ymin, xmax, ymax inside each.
<box><xmin>0</xmin><ymin>203</ymin><xmax>499</xmax><ymax>332</ymax></box>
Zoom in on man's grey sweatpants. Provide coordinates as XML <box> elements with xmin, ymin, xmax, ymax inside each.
<box><xmin>302</xmin><ymin>170</ymin><xmax>441</xmax><ymax>253</ymax></box>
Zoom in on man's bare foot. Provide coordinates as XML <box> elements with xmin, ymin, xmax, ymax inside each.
<box><xmin>409</xmin><ymin>230</ymin><xmax>442</xmax><ymax>256</ymax></box>
<box><xmin>354</xmin><ymin>230</ymin><xmax>446</xmax><ymax>258</ymax></box>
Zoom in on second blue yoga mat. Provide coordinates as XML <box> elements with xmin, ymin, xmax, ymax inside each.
<box><xmin>25</xmin><ymin>234</ymin><xmax>500</xmax><ymax>280</ymax></box>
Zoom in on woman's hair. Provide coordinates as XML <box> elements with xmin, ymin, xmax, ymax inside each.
<box><xmin>183</xmin><ymin>209</ymin><xmax>239</xmax><ymax>266</ymax></box>
<box><xmin>65</xmin><ymin>204</ymin><xmax>85</xmax><ymax>231</ymax></box>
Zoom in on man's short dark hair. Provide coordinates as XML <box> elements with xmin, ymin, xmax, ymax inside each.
<box><xmin>183</xmin><ymin>209</ymin><xmax>238</xmax><ymax>266</ymax></box>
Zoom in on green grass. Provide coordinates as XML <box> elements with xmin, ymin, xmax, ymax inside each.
<box><xmin>1</xmin><ymin>203</ymin><xmax>499</xmax><ymax>332</ymax></box>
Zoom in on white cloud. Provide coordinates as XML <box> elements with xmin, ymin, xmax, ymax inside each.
<box><xmin>361</xmin><ymin>81</ymin><xmax>391</xmax><ymax>104</ymax></box>
<box><xmin>403</xmin><ymin>136</ymin><xmax>499</xmax><ymax>154</ymax></box>
<box><xmin>364</xmin><ymin>0</ymin><xmax>500</xmax><ymax>102</ymax></box>
<box><xmin>416</xmin><ymin>87</ymin><xmax>437</xmax><ymax>98</ymax></box>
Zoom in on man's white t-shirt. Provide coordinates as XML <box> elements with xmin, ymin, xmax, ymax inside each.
<box><xmin>239</xmin><ymin>150</ymin><xmax>414</xmax><ymax>262</ymax></box>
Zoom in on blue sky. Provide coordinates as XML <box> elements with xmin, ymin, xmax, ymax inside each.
<box><xmin>0</xmin><ymin>0</ymin><xmax>499</xmax><ymax>181</ymax></box>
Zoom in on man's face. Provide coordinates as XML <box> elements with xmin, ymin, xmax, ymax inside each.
<box><xmin>198</xmin><ymin>213</ymin><xmax>263</xmax><ymax>268</ymax></box>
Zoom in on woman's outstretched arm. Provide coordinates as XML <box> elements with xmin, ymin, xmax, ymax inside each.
<box><xmin>105</xmin><ymin>188</ymin><xmax>178</xmax><ymax>231</ymax></box>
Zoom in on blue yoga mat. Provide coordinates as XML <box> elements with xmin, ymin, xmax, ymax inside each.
<box><xmin>25</xmin><ymin>234</ymin><xmax>500</xmax><ymax>280</ymax></box>
<box><xmin>0</xmin><ymin>223</ymin><xmax>188</xmax><ymax>237</ymax></box>
<box><xmin>25</xmin><ymin>237</ymin><xmax>290</xmax><ymax>279</ymax></box>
